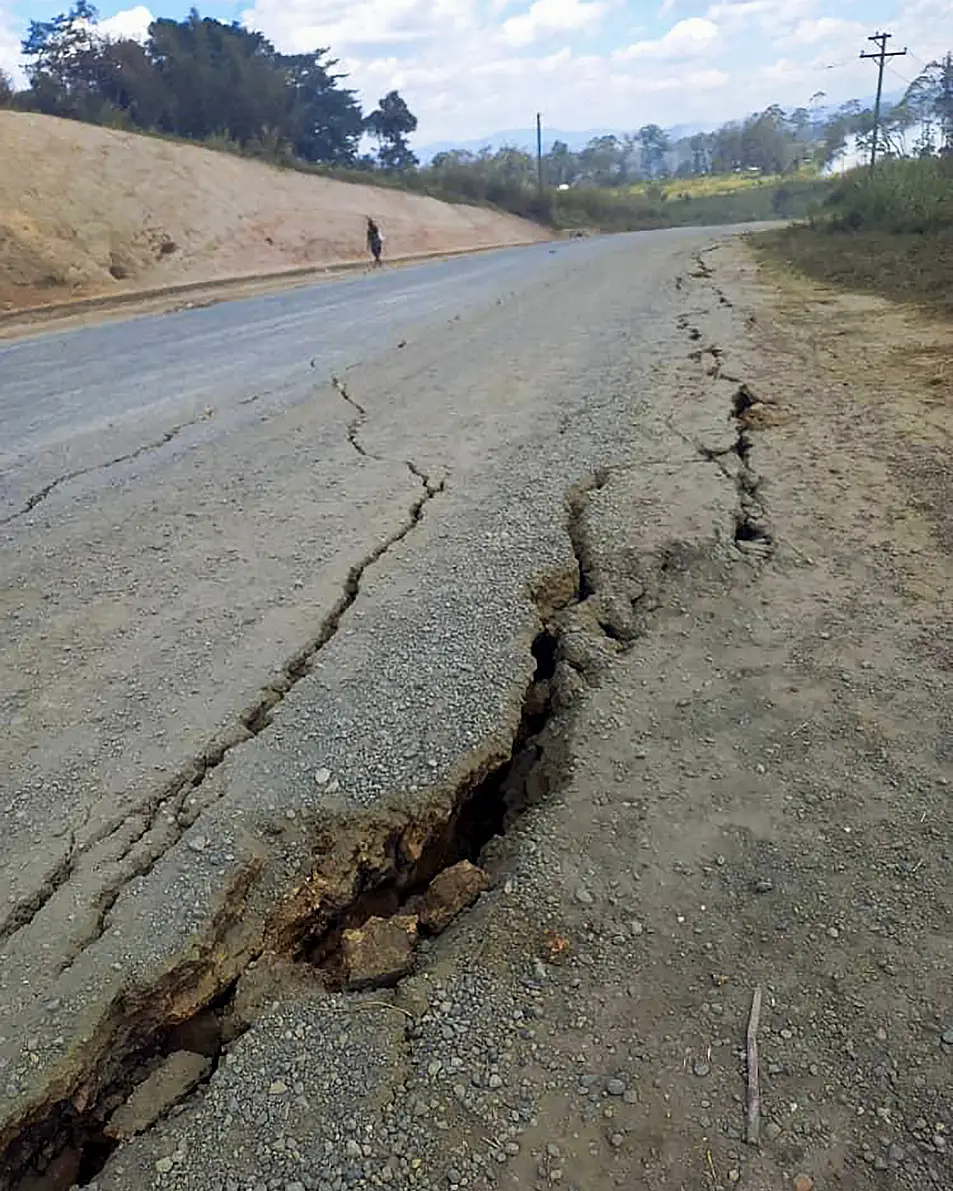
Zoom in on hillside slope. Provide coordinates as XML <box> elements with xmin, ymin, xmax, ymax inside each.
<box><xmin>0</xmin><ymin>113</ymin><xmax>548</xmax><ymax>312</ymax></box>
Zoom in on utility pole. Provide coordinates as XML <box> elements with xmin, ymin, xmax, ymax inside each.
<box><xmin>860</xmin><ymin>31</ymin><xmax>907</xmax><ymax>172</ymax></box>
<box><xmin>536</xmin><ymin>112</ymin><xmax>544</xmax><ymax>197</ymax></box>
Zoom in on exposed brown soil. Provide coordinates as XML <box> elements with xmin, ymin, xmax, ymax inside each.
<box><xmin>0</xmin><ymin>111</ymin><xmax>548</xmax><ymax>315</ymax></box>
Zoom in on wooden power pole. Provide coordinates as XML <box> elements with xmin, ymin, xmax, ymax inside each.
<box><xmin>536</xmin><ymin>113</ymin><xmax>544</xmax><ymax>196</ymax></box>
<box><xmin>860</xmin><ymin>31</ymin><xmax>907</xmax><ymax>172</ymax></box>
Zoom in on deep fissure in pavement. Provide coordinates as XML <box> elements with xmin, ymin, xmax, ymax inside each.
<box><xmin>730</xmin><ymin>386</ymin><xmax>773</xmax><ymax>550</ymax></box>
<box><xmin>1</xmin><ymin>462</ymin><xmax>443</xmax><ymax>955</ymax></box>
<box><xmin>3</xmin><ymin>480</ymin><xmax>608</xmax><ymax>1191</ymax></box>
<box><xmin>302</xmin><ymin>625</ymin><xmax>563</xmax><ymax>982</ymax></box>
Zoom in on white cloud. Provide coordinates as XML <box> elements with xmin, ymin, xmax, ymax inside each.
<box><xmin>790</xmin><ymin>17</ymin><xmax>863</xmax><ymax>47</ymax></box>
<box><xmin>242</xmin><ymin>0</ymin><xmax>474</xmax><ymax>52</ymax></box>
<box><xmin>0</xmin><ymin>4</ymin><xmax>25</xmax><ymax>84</ymax></box>
<box><xmin>97</xmin><ymin>5</ymin><xmax>154</xmax><ymax>42</ymax></box>
<box><xmin>5</xmin><ymin>0</ymin><xmax>944</xmax><ymax>149</ymax></box>
<box><xmin>500</xmin><ymin>0</ymin><xmax>607</xmax><ymax>47</ymax></box>
<box><xmin>706</xmin><ymin>0</ymin><xmax>817</xmax><ymax>29</ymax></box>
<box><xmin>617</xmin><ymin>17</ymin><xmax>719</xmax><ymax>61</ymax></box>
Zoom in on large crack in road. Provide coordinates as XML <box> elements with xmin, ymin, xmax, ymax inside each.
<box><xmin>1</xmin><ymin>471</ymin><xmax>616</xmax><ymax>1191</ymax></box>
<box><xmin>1</xmin><ymin>430</ymin><xmax>444</xmax><ymax>962</ymax></box>
<box><xmin>0</xmin><ymin>230</ymin><xmax>769</xmax><ymax>1191</ymax></box>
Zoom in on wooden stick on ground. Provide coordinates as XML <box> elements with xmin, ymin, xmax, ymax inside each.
<box><xmin>746</xmin><ymin>985</ymin><xmax>763</xmax><ymax>1146</ymax></box>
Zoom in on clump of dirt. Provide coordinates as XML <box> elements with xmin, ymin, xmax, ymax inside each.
<box><xmin>0</xmin><ymin>112</ymin><xmax>548</xmax><ymax>313</ymax></box>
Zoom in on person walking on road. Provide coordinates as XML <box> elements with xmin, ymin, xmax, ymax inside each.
<box><xmin>366</xmin><ymin>217</ymin><xmax>383</xmax><ymax>266</ymax></box>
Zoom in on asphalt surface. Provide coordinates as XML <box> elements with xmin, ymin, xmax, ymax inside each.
<box><xmin>0</xmin><ymin>226</ymin><xmax>744</xmax><ymax>1189</ymax></box>
<box><xmin>2</xmin><ymin>239</ymin><xmax>617</xmax><ymax>522</ymax></box>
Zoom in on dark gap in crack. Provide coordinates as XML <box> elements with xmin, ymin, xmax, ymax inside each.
<box><xmin>5</xmin><ymin>477</ymin><xmax>600</xmax><ymax>1191</ymax></box>
<box><xmin>734</xmin><ymin>517</ymin><xmax>772</xmax><ymax>545</ymax></box>
<box><xmin>10</xmin><ymin>615</ymin><xmax>571</xmax><ymax>1191</ymax></box>
<box><xmin>42</xmin><ymin>979</ymin><xmax>244</xmax><ymax>1189</ymax></box>
<box><xmin>732</xmin><ymin>384</ymin><xmax>758</xmax><ymax>419</ymax></box>
<box><xmin>301</xmin><ymin>624</ymin><xmax>563</xmax><ymax>985</ymax></box>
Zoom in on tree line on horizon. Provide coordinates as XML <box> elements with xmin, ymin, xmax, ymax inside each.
<box><xmin>0</xmin><ymin>1</ymin><xmax>419</xmax><ymax>169</ymax></box>
<box><xmin>433</xmin><ymin>60</ymin><xmax>952</xmax><ymax>195</ymax></box>
<box><xmin>0</xmin><ymin>2</ymin><xmax>950</xmax><ymax>213</ymax></box>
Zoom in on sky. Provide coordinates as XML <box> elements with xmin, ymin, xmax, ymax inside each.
<box><xmin>0</xmin><ymin>0</ymin><xmax>949</xmax><ymax>144</ymax></box>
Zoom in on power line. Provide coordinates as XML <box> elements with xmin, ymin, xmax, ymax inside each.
<box><xmin>860</xmin><ymin>31</ymin><xmax>907</xmax><ymax>171</ymax></box>
<box><xmin>886</xmin><ymin>63</ymin><xmax>914</xmax><ymax>89</ymax></box>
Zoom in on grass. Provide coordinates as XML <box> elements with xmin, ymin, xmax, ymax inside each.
<box><xmin>752</xmin><ymin>159</ymin><xmax>953</xmax><ymax>317</ymax></box>
<box><xmin>551</xmin><ymin>175</ymin><xmax>834</xmax><ymax>233</ymax></box>
<box><xmin>632</xmin><ymin>169</ymin><xmax>819</xmax><ymax>200</ymax></box>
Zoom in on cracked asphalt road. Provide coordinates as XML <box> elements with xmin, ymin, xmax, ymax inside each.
<box><xmin>3</xmin><ymin>221</ymin><xmax>952</xmax><ymax>1191</ymax></box>
<box><xmin>0</xmin><ymin>225</ymin><xmax>764</xmax><ymax>1187</ymax></box>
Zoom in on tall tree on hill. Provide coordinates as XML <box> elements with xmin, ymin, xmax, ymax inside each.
<box><xmin>21</xmin><ymin>0</ymin><xmax>101</xmax><ymax>115</ymax></box>
<box><xmin>93</xmin><ymin>38</ymin><xmax>167</xmax><ymax>128</ymax></box>
<box><xmin>901</xmin><ymin>54</ymin><xmax>953</xmax><ymax>156</ymax></box>
<box><xmin>637</xmin><ymin>124</ymin><xmax>669</xmax><ymax>178</ymax></box>
<box><xmin>148</xmin><ymin>13</ymin><xmax>286</xmax><ymax>144</ymax></box>
<box><xmin>364</xmin><ymin>90</ymin><xmax>418</xmax><ymax>170</ymax></box>
<box><xmin>278</xmin><ymin>51</ymin><xmax>364</xmax><ymax>164</ymax></box>
<box><xmin>579</xmin><ymin>135</ymin><xmax>624</xmax><ymax>185</ymax></box>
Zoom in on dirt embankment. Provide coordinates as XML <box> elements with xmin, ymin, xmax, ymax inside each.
<box><xmin>0</xmin><ymin>112</ymin><xmax>548</xmax><ymax>313</ymax></box>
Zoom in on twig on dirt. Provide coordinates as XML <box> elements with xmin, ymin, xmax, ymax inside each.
<box><xmin>328</xmin><ymin>1000</ymin><xmax>416</xmax><ymax>1020</ymax></box>
<box><xmin>790</xmin><ymin>721</ymin><xmax>810</xmax><ymax>737</ymax></box>
<box><xmin>746</xmin><ymin>985</ymin><xmax>763</xmax><ymax>1146</ymax></box>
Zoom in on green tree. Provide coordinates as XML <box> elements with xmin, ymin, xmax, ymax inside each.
<box><xmin>637</xmin><ymin>124</ymin><xmax>669</xmax><ymax>178</ymax></box>
<box><xmin>148</xmin><ymin>13</ymin><xmax>286</xmax><ymax>144</ymax></box>
<box><xmin>688</xmin><ymin>132</ymin><xmax>711</xmax><ymax>175</ymax></box>
<box><xmin>903</xmin><ymin>54</ymin><xmax>953</xmax><ymax>156</ymax></box>
<box><xmin>21</xmin><ymin>0</ymin><xmax>101</xmax><ymax>115</ymax></box>
<box><xmin>0</xmin><ymin>69</ymin><xmax>13</xmax><ymax>107</ymax></box>
<box><xmin>93</xmin><ymin>38</ymin><xmax>167</xmax><ymax>128</ymax></box>
<box><xmin>546</xmin><ymin>139</ymin><xmax>578</xmax><ymax>186</ymax></box>
<box><xmin>740</xmin><ymin>105</ymin><xmax>797</xmax><ymax>173</ymax></box>
<box><xmin>279</xmin><ymin>51</ymin><xmax>364</xmax><ymax>163</ymax></box>
<box><xmin>579</xmin><ymin>135</ymin><xmax>624</xmax><ymax>186</ymax></box>
<box><xmin>364</xmin><ymin>90</ymin><xmax>418</xmax><ymax>170</ymax></box>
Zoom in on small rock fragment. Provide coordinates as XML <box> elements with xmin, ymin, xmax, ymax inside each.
<box><xmin>341</xmin><ymin>915</ymin><xmax>418</xmax><ymax>989</ymax></box>
<box><xmin>607</xmin><ymin>1079</ymin><xmax>626</xmax><ymax>1096</ymax></box>
<box><xmin>575</xmin><ymin>888</ymin><xmax>594</xmax><ymax>907</ymax></box>
<box><xmin>418</xmin><ymin>862</ymin><xmax>491</xmax><ymax>934</ymax></box>
<box><xmin>793</xmin><ymin>1176</ymin><xmax>814</xmax><ymax>1191</ymax></box>
<box><xmin>693</xmin><ymin>1060</ymin><xmax>710</xmax><ymax>1077</ymax></box>
<box><xmin>764</xmin><ymin>1121</ymin><xmax>782</xmax><ymax>1141</ymax></box>
<box><xmin>106</xmin><ymin>1051</ymin><xmax>211</xmax><ymax>1140</ymax></box>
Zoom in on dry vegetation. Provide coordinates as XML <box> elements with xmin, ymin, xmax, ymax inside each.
<box><xmin>753</xmin><ymin>159</ymin><xmax>953</xmax><ymax>318</ymax></box>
